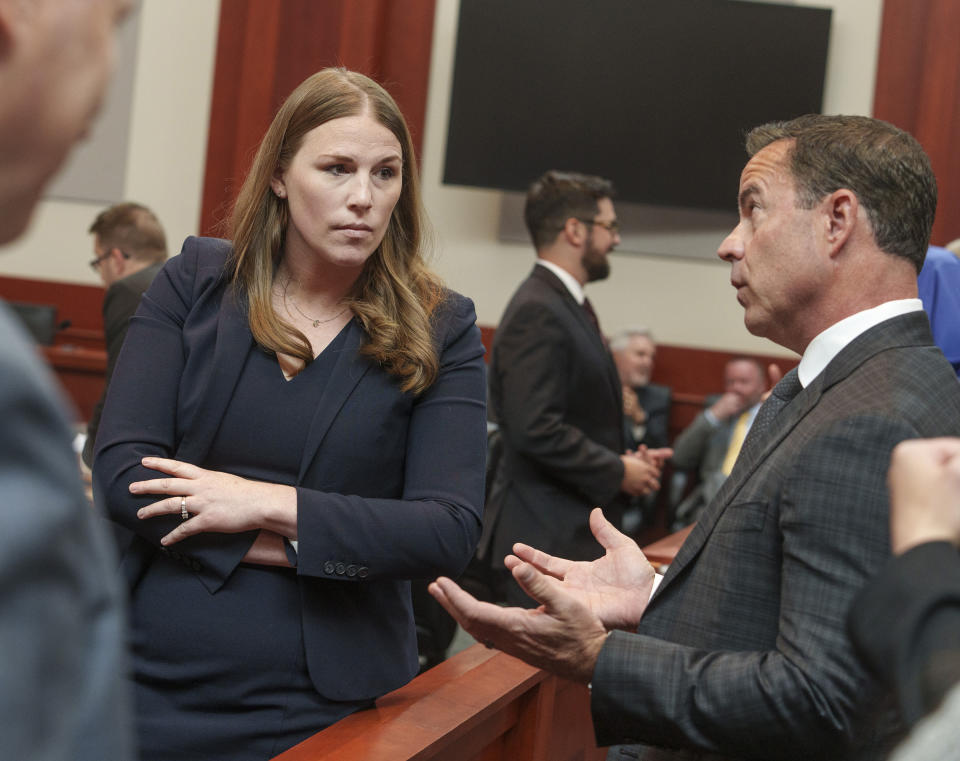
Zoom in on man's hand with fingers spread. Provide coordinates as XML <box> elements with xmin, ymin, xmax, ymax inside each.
<box><xmin>506</xmin><ymin>507</ymin><xmax>655</xmax><ymax>631</ymax></box>
<box><xmin>428</xmin><ymin>508</ymin><xmax>656</xmax><ymax>683</ymax></box>
<box><xmin>429</xmin><ymin>561</ymin><xmax>608</xmax><ymax>683</ymax></box>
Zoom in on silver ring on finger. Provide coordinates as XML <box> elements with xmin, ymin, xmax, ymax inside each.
<box><xmin>180</xmin><ymin>496</ymin><xmax>189</xmax><ymax>521</ymax></box>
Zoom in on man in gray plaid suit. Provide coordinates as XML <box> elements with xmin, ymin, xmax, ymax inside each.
<box><xmin>431</xmin><ymin>114</ymin><xmax>960</xmax><ymax>760</ymax></box>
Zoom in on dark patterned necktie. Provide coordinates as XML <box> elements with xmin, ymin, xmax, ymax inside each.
<box><xmin>747</xmin><ymin>367</ymin><xmax>803</xmax><ymax>444</ymax></box>
<box><xmin>581</xmin><ymin>297</ymin><xmax>610</xmax><ymax>349</ymax></box>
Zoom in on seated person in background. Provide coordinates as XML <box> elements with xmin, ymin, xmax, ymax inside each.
<box><xmin>917</xmin><ymin>245</ymin><xmax>960</xmax><ymax>378</ymax></box>
<box><xmin>82</xmin><ymin>202</ymin><xmax>168</xmax><ymax>467</ymax></box>
<box><xmin>669</xmin><ymin>356</ymin><xmax>767</xmax><ymax>528</ymax></box>
<box><xmin>610</xmin><ymin>327</ymin><xmax>672</xmax><ymax>531</ymax></box>
<box><xmin>93</xmin><ymin>68</ymin><xmax>487</xmax><ymax>761</ymax></box>
<box><xmin>848</xmin><ymin>438</ymin><xmax>960</xmax><ymax>758</ymax></box>
<box><xmin>610</xmin><ymin>327</ymin><xmax>671</xmax><ymax>451</ymax></box>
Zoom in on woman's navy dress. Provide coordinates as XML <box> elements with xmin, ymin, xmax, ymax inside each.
<box><xmin>132</xmin><ymin>330</ymin><xmax>371</xmax><ymax>760</ymax></box>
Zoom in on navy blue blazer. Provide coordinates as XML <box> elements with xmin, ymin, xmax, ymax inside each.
<box><xmin>93</xmin><ymin>236</ymin><xmax>487</xmax><ymax>701</ymax></box>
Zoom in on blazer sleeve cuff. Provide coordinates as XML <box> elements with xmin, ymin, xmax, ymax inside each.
<box><xmin>590</xmin><ymin>629</ymin><xmax>653</xmax><ymax>747</ymax></box>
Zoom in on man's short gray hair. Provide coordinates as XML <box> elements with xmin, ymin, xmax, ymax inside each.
<box><xmin>609</xmin><ymin>327</ymin><xmax>654</xmax><ymax>353</ymax></box>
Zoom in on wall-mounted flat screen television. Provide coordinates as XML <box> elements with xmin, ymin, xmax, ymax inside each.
<box><xmin>443</xmin><ymin>0</ymin><xmax>832</xmax><ymax>213</ymax></box>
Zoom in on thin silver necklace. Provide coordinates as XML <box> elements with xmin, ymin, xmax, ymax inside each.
<box><xmin>281</xmin><ymin>276</ymin><xmax>349</xmax><ymax>328</ymax></box>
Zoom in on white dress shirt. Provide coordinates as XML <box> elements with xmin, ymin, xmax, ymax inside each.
<box><xmin>798</xmin><ymin>299</ymin><xmax>923</xmax><ymax>387</ymax></box>
<box><xmin>536</xmin><ymin>259</ymin><xmax>585</xmax><ymax>304</ymax></box>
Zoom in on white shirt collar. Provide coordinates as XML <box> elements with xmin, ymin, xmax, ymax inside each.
<box><xmin>797</xmin><ymin>299</ymin><xmax>923</xmax><ymax>387</ymax></box>
<box><xmin>536</xmin><ymin>259</ymin><xmax>585</xmax><ymax>304</ymax></box>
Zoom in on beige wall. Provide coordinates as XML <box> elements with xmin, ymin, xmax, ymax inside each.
<box><xmin>421</xmin><ymin>0</ymin><xmax>883</xmax><ymax>357</ymax></box>
<box><xmin>0</xmin><ymin>0</ymin><xmax>883</xmax><ymax>357</ymax></box>
<box><xmin>0</xmin><ymin>0</ymin><xmax>220</xmax><ymax>284</ymax></box>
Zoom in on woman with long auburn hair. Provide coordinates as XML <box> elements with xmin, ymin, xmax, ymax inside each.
<box><xmin>93</xmin><ymin>68</ymin><xmax>487</xmax><ymax>760</ymax></box>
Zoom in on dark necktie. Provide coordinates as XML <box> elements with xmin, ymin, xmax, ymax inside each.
<box><xmin>582</xmin><ymin>297</ymin><xmax>602</xmax><ymax>335</ymax></box>
<box><xmin>746</xmin><ymin>367</ymin><xmax>803</xmax><ymax>445</ymax></box>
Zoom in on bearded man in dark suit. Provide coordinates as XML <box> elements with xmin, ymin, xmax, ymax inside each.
<box><xmin>480</xmin><ymin>171</ymin><xmax>665</xmax><ymax>606</ymax></box>
<box><xmin>433</xmin><ymin>115</ymin><xmax>960</xmax><ymax>760</ymax></box>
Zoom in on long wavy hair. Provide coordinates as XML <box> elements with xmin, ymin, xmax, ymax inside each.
<box><xmin>229</xmin><ymin>68</ymin><xmax>443</xmax><ymax>394</ymax></box>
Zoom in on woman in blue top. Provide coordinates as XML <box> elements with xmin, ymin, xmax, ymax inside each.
<box><xmin>94</xmin><ymin>68</ymin><xmax>487</xmax><ymax>760</ymax></box>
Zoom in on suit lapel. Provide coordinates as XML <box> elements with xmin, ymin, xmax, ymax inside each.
<box><xmin>175</xmin><ymin>294</ymin><xmax>373</xmax><ymax>480</ymax></box>
<box><xmin>532</xmin><ymin>266</ymin><xmax>599</xmax><ymax>346</ymax></box>
<box><xmin>655</xmin><ymin>379</ymin><xmax>822</xmax><ymax>593</ymax></box>
<box><xmin>296</xmin><ymin>319</ymin><xmax>372</xmax><ymax>482</ymax></box>
<box><xmin>815</xmin><ymin>310</ymin><xmax>933</xmax><ymax>389</ymax></box>
<box><xmin>175</xmin><ymin>288</ymin><xmax>253</xmax><ymax>464</ymax></box>
<box><xmin>532</xmin><ymin>266</ymin><xmax>622</xmax><ymax>410</ymax></box>
<box><xmin>652</xmin><ymin>312</ymin><xmax>933</xmax><ymax>600</ymax></box>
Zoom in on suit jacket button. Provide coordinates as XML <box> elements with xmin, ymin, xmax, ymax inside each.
<box><xmin>335</xmin><ymin>563</ymin><xmax>346</xmax><ymax>575</ymax></box>
<box><xmin>191</xmin><ymin>560</ymin><xmax>202</xmax><ymax>572</ymax></box>
<box><xmin>323</xmin><ymin>561</ymin><xmax>335</xmax><ymax>574</ymax></box>
<box><xmin>357</xmin><ymin>566</ymin><xmax>369</xmax><ymax>578</ymax></box>
<box><xmin>346</xmin><ymin>564</ymin><xmax>358</xmax><ymax>577</ymax></box>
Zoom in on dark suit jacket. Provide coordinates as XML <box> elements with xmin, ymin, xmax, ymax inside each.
<box><xmin>0</xmin><ymin>304</ymin><xmax>133</xmax><ymax>759</ymax></box>
<box><xmin>93</xmin><ymin>237</ymin><xmax>487</xmax><ymax>701</ymax></box>
<box><xmin>625</xmin><ymin>383</ymin><xmax>672</xmax><ymax>451</ymax></box>
<box><xmin>591</xmin><ymin>312</ymin><xmax>960</xmax><ymax>760</ymax></box>
<box><xmin>83</xmin><ymin>260</ymin><xmax>163</xmax><ymax>466</ymax></box>
<box><xmin>848</xmin><ymin>540</ymin><xmax>960</xmax><ymax>726</ymax></box>
<box><xmin>484</xmin><ymin>264</ymin><xmax>625</xmax><ymax>565</ymax></box>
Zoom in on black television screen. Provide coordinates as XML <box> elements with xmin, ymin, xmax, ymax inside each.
<box><xmin>443</xmin><ymin>0</ymin><xmax>832</xmax><ymax>212</ymax></box>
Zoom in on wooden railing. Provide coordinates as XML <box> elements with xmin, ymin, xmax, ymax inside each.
<box><xmin>642</xmin><ymin>523</ymin><xmax>694</xmax><ymax>571</ymax></box>
<box><xmin>272</xmin><ymin>644</ymin><xmax>606</xmax><ymax>761</ymax></box>
<box><xmin>272</xmin><ymin>530</ymin><xmax>691</xmax><ymax>760</ymax></box>
<box><xmin>0</xmin><ymin>275</ymin><xmax>107</xmax><ymax>421</ymax></box>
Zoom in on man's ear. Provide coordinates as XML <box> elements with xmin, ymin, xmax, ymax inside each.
<box><xmin>823</xmin><ymin>188</ymin><xmax>858</xmax><ymax>256</ymax></box>
<box><xmin>104</xmin><ymin>246</ymin><xmax>124</xmax><ymax>274</ymax></box>
<box><xmin>561</xmin><ymin>217</ymin><xmax>586</xmax><ymax>247</ymax></box>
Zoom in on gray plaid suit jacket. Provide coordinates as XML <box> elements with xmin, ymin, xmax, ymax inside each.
<box><xmin>591</xmin><ymin>311</ymin><xmax>960</xmax><ymax>760</ymax></box>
